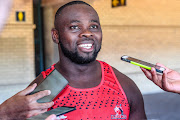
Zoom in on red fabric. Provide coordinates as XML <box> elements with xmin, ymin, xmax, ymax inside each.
<box><xmin>41</xmin><ymin>64</ymin><xmax>55</xmax><ymax>79</ymax></box>
<box><xmin>41</xmin><ymin>61</ymin><xmax>130</xmax><ymax>120</ymax></box>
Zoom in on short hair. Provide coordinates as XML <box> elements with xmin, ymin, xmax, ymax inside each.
<box><xmin>54</xmin><ymin>1</ymin><xmax>92</xmax><ymax>27</ymax></box>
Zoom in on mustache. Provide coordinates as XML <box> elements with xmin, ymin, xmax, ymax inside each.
<box><xmin>78</xmin><ymin>38</ymin><xmax>95</xmax><ymax>43</ymax></box>
<box><xmin>80</xmin><ymin>38</ymin><xmax>94</xmax><ymax>41</ymax></box>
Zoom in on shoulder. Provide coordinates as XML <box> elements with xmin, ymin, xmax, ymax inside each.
<box><xmin>112</xmin><ymin>67</ymin><xmax>146</xmax><ymax>119</ymax></box>
<box><xmin>112</xmin><ymin>67</ymin><xmax>141</xmax><ymax>105</ymax></box>
<box><xmin>99</xmin><ymin>60</ymin><xmax>142</xmax><ymax>105</ymax></box>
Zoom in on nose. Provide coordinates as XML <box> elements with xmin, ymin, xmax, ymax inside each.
<box><xmin>79</xmin><ymin>29</ymin><xmax>93</xmax><ymax>38</ymax></box>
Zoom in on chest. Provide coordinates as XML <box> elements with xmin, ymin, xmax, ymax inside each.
<box><xmin>67</xmin><ymin>73</ymin><xmax>102</xmax><ymax>89</ymax></box>
<box><xmin>52</xmin><ymin>86</ymin><xmax>130</xmax><ymax>120</ymax></box>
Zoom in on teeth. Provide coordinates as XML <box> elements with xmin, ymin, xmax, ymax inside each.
<box><xmin>83</xmin><ymin>46</ymin><xmax>91</xmax><ymax>49</ymax></box>
<box><xmin>79</xmin><ymin>44</ymin><xmax>92</xmax><ymax>48</ymax></box>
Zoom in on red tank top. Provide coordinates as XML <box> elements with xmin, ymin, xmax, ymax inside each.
<box><xmin>41</xmin><ymin>61</ymin><xmax>130</xmax><ymax>120</ymax></box>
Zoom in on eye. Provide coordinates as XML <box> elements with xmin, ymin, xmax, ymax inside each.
<box><xmin>70</xmin><ymin>25</ymin><xmax>79</xmax><ymax>30</ymax></box>
<box><xmin>90</xmin><ymin>25</ymin><xmax>98</xmax><ymax>29</ymax></box>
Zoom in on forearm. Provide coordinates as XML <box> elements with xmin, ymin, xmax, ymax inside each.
<box><xmin>0</xmin><ymin>102</ymin><xmax>26</xmax><ymax>120</ymax></box>
<box><xmin>0</xmin><ymin>103</ymin><xmax>9</xmax><ymax>120</ymax></box>
<box><xmin>0</xmin><ymin>99</ymin><xmax>21</xmax><ymax>120</ymax></box>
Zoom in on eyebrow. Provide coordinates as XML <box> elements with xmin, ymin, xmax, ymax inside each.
<box><xmin>70</xmin><ymin>20</ymin><xmax>80</xmax><ymax>24</ymax></box>
<box><xmin>90</xmin><ymin>20</ymin><xmax>100</xmax><ymax>25</ymax></box>
<box><xmin>69</xmin><ymin>19</ymin><xmax>100</xmax><ymax>25</ymax></box>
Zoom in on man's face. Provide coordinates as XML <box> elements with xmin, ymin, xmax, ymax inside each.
<box><xmin>56</xmin><ymin>4</ymin><xmax>102</xmax><ymax>64</ymax></box>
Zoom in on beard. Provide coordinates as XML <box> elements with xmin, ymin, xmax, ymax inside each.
<box><xmin>59</xmin><ymin>41</ymin><xmax>101</xmax><ymax>64</ymax></box>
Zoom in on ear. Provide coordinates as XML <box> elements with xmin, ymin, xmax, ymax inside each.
<box><xmin>51</xmin><ymin>28</ymin><xmax>59</xmax><ymax>44</ymax></box>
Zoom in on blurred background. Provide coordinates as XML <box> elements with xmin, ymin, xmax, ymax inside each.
<box><xmin>0</xmin><ymin>0</ymin><xmax>180</xmax><ymax>119</ymax></box>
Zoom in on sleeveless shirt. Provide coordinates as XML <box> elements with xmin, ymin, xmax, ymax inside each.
<box><xmin>41</xmin><ymin>61</ymin><xmax>130</xmax><ymax>120</ymax></box>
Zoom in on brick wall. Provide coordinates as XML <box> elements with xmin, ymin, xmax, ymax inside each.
<box><xmin>93</xmin><ymin>0</ymin><xmax>180</xmax><ymax>26</ymax></box>
<box><xmin>90</xmin><ymin>0</ymin><xmax>180</xmax><ymax>72</ymax></box>
<box><xmin>0</xmin><ymin>0</ymin><xmax>35</xmax><ymax>85</ymax></box>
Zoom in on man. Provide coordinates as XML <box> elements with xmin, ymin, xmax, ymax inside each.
<box><xmin>32</xmin><ymin>1</ymin><xmax>146</xmax><ymax>119</ymax></box>
<box><xmin>141</xmin><ymin>63</ymin><xmax>180</xmax><ymax>94</ymax></box>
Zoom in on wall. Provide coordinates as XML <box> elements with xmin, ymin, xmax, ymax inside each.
<box><xmin>93</xmin><ymin>0</ymin><xmax>180</xmax><ymax>71</ymax></box>
<box><xmin>93</xmin><ymin>0</ymin><xmax>180</xmax><ymax>94</ymax></box>
<box><xmin>0</xmin><ymin>0</ymin><xmax>35</xmax><ymax>86</ymax></box>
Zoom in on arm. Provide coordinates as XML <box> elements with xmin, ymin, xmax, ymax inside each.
<box><xmin>113</xmin><ymin>68</ymin><xmax>146</xmax><ymax>120</ymax></box>
<box><xmin>0</xmin><ymin>83</ymin><xmax>54</xmax><ymax>120</ymax></box>
<box><xmin>141</xmin><ymin>63</ymin><xmax>180</xmax><ymax>93</ymax></box>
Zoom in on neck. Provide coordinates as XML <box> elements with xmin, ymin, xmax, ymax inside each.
<box><xmin>55</xmin><ymin>56</ymin><xmax>98</xmax><ymax>77</ymax></box>
<box><xmin>54</xmin><ymin>56</ymin><xmax>101</xmax><ymax>88</ymax></box>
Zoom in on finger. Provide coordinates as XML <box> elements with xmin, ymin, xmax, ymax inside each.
<box><xmin>161</xmin><ymin>70</ymin><xmax>169</xmax><ymax>91</ymax></box>
<box><xmin>151</xmin><ymin>67</ymin><xmax>161</xmax><ymax>87</ymax></box>
<box><xmin>18</xmin><ymin>83</ymin><xmax>37</xmax><ymax>96</ymax></box>
<box><xmin>156</xmin><ymin>63</ymin><xmax>170</xmax><ymax>71</ymax></box>
<box><xmin>31</xmin><ymin>90</ymin><xmax>51</xmax><ymax>100</ymax></box>
<box><xmin>45</xmin><ymin>114</ymin><xmax>57</xmax><ymax>120</ymax></box>
<box><xmin>26</xmin><ymin>109</ymin><xmax>48</xmax><ymax>118</ymax></box>
<box><xmin>36</xmin><ymin>101</ymin><xmax>54</xmax><ymax>110</ymax></box>
<box><xmin>140</xmin><ymin>67</ymin><xmax>152</xmax><ymax>80</ymax></box>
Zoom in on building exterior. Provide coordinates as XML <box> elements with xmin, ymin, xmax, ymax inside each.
<box><xmin>0</xmin><ymin>0</ymin><xmax>35</xmax><ymax>86</ymax></box>
<box><xmin>0</xmin><ymin>0</ymin><xmax>35</xmax><ymax>103</ymax></box>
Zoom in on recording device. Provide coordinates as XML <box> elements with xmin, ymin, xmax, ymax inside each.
<box><xmin>26</xmin><ymin>106</ymin><xmax>76</xmax><ymax>120</ymax></box>
<box><xmin>28</xmin><ymin>69</ymin><xmax>76</xmax><ymax>119</ymax></box>
<box><xmin>121</xmin><ymin>55</ymin><xmax>165</xmax><ymax>73</ymax></box>
<box><xmin>30</xmin><ymin>69</ymin><xmax>69</xmax><ymax>103</ymax></box>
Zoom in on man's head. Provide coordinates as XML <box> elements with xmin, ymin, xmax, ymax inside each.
<box><xmin>51</xmin><ymin>1</ymin><xmax>102</xmax><ymax>64</ymax></box>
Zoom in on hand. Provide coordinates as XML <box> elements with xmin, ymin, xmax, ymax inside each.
<box><xmin>45</xmin><ymin>114</ymin><xmax>57</xmax><ymax>120</ymax></box>
<box><xmin>0</xmin><ymin>83</ymin><xmax>54</xmax><ymax>120</ymax></box>
<box><xmin>141</xmin><ymin>63</ymin><xmax>180</xmax><ymax>93</ymax></box>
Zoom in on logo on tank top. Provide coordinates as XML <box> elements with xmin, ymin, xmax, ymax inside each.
<box><xmin>111</xmin><ymin>104</ymin><xmax>127</xmax><ymax>119</ymax></box>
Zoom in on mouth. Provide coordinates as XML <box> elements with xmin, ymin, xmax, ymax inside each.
<box><xmin>77</xmin><ymin>43</ymin><xmax>94</xmax><ymax>52</ymax></box>
<box><xmin>79</xmin><ymin>43</ymin><xmax>93</xmax><ymax>49</ymax></box>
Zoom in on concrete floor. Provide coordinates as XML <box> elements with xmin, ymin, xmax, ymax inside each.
<box><xmin>143</xmin><ymin>92</ymin><xmax>180</xmax><ymax>120</ymax></box>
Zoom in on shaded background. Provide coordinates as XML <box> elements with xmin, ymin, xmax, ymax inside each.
<box><xmin>0</xmin><ymin>0</ymin><xmax>180</xmax><ymax>119</ymax></box>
